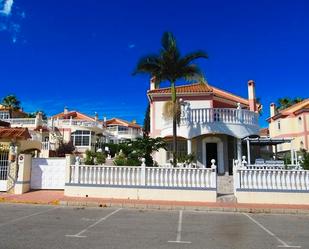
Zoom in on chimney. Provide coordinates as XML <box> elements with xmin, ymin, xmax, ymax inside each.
<box><xmin>35</xmin><ymin>111</ymin><xmax>43</xmax><ymax>128</ymax></box>
<box><xmin>64</xmin><ymin>106</ymin><xmax>68</xmax><ymax>114</ymax></box>
<box><xmin>150</xmin><ymin>76</ymin><xmax>157</xmax><ymax>90</ymax></box>
<box><xmin>94</xmin><ymin>112</ymin><xmax>98</xmax><ymax>121</ymax></box>
<box><xmin>247</xmin><ymin>80</ymin><xmax>257</xmax><ymax>112</ymax></box>
<box><xmin>270</xmin><ymin>103</ymin><xmax>277</xmax><ymax>117</ymax></box>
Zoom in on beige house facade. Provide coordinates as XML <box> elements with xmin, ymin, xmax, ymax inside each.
<box><xmin>267</xmin><ymin>99</ymin><xmax>309</xmax><ymax>152</ymax></box>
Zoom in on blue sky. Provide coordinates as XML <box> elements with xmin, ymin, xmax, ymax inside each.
<box><xmin>0</xmin><ymin>0</ymin><xmax>308</xmax><ymax>127</ymax></box>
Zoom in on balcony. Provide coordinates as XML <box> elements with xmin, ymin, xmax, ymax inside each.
<box><xmin>161</xmin><ymin>108</ymin><xmax>260</xmax><ymax>139</ymax></box>
<box><xmin>49</xmin><ymin>119</ymin><xmax>103</xmax><ymax>130</ymax></box>
<box><xmin>1</xmin><ymin>118</ymin><xmax>36</xmax><ymax>127</ymax></box>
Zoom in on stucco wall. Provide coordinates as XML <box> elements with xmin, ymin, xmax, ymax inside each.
<box><xmin>236</xmin><ymin>190</ymin><xmax>309</xmax><ymax>205</ymax></box>
<box><xmin>65</xmin><ymin>185</ymin><xmax>217</xmax><ymax>202</ymax></box>
<box><xmin>269</xmin><ymin>113</ymin><xmax>309</xmax><ymax>151</ymax></box>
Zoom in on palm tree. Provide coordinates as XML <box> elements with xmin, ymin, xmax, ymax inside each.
<box><xmin>1</xmin><ymin>95</ymin><xmax>21</xmax><ymax>118</ymax></box>
<box><xmin>277</xmin><ymin>97</ymin><xmax>304</xmax><ymax>110</ymax></box>
<box><xmin>133</xmin><ymin>32</ymin><xmax>208</xmax><ymax>166</ymax></box>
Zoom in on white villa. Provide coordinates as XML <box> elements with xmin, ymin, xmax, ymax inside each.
<box><xmin>105</xmin><ymin>118</ymin><xmax>143</xmax><ymax>144</ymax></box>
<box><xmin>0</xmin><ymin>106</ymin><xmax>142</xmax><ymax>157</ymax></box>
<box><xmin>148</xmin><ymin>78</ymin><xmax>261</xmax><ymax>175</ymax></box>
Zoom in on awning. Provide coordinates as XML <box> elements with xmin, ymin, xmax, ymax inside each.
<box><xmin>243</xmin><ymin>137</ymin><xmax>293</xmax><ymax>146</ymax></box>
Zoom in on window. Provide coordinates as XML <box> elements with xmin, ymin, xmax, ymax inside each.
<box><xmin>118</xmin><ymin>126</ymin><xmax>128</xmax><ymax>133</ymax></box>
<box><xmin>0</xmin><ymin>111</ymin><xmax>10</xmax><ymax>119</ymax></box>
<box><xmin>166</xmin><ymin>140</ymin><xmax>187</xmax><ymax>161</ymax></box>
<box><xmin>277</xmin><ymin>121</ymin><xmax>281</xmax><ymax>130</ymax></box>
<box><xmin>71</xmin><ymin>130</ymin><xmax>91</xmax><ymax>146</ymax></box>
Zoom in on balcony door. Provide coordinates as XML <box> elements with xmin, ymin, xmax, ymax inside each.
<box><xmin>206</xmin><ymin>143</ymin><xmax>217</xmax><ymax>168</ymax></box>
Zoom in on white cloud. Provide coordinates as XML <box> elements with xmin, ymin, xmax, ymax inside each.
<box><xmin>128</xmin><ymin>43</ymin><xmax>136</xmax><ymax>49</ymax></box>
<box><xmin>0</xmin><ymin>0</ymin><xmax>14</xmax><ymax>16</ymax></box>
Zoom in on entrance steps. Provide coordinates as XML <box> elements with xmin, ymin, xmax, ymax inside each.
<box><xmin>105</xmin><ymin>158</ymin><xmax>114</xmax><ymax>166</ymax></box>
<box><xmin>216</xmin><ymin>175</ymin><xmax>237</xmax><ymax>203</ymax></box>
<box><xmin>217</xmin><ymin>194</ymin><xmax>237</xmax><ymax>203</ymax></box>
<box><xmin>217</xmin><ymin>175</ymin><xmax>234</xmax><ymax>194</ymax></box>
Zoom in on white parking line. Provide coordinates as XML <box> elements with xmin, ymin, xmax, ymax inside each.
<box><xmin>66</xmin><ymin>208</ymin><xmax>122</xmax><ymax>238</ymax></box>
<box><xmin>243</xmin><ymin>213</ymin><xmax>301</xmax><ymax>248</ymax></box>
<box><xmin>0</xmin><ymin>207</ymin><xmax>59</xmax><ymax>227</ymax></box>
<box><xmin>168</xmin><ymin>210</ymin><xmax>191</xmax><ymax>244</ymax></box>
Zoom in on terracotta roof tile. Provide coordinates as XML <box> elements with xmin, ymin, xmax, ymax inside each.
<box><xmin>0</xmin><ymin>128</ymin><xmax>31</xmax><ymax>140</ymax></box>
<box><xmin>148</xmin><ymin>82</ymin><xmax>249</xmax><ymax>105</ymax></box>
<box><xmin>148</xmin><ymin>83</ymin><xmax>213</xmax><ymax>94</ymax></box>
<box><xmin>259</xmin><ymin>128</ymin><xmax>269</xmax><ymax>137</ymax></box>
<box><xmin>106</xmin><ymin>118</ymin><xmax>141</xmax><ymax>129</ymax></box>
<box><xmin>51</xmin><ymin>111</ymin><xmax>95</xmax><ymax>121</ymax></box>
<box><xmin>280</xmin><ymin>98</ymin><xmax>309</xmax><ymax>115</ymax></box>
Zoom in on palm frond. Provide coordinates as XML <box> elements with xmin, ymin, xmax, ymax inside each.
<box><xmin>179</xmin><ymin>50</ymin><xmax>208</xmax><ymax>66</ymax></box>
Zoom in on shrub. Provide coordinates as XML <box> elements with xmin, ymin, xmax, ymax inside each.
<box><xmin>113</xmin><ymin>152</ymin><xmax>127</xmax><ymax>166</ymax></box>
<box><xmin>84</xmin><ymin>150</ymin><xmax>106</xmax><ymax>165</ymax></box>
<box><xmin>300</xmin><ymin>150</ymin><xmax>309</xmax><ymax>170</ymax></box>
<box><xmin>96</xmin><ymin>152</ymin><xmax>106</xmax><ymax>165</ymax></box>
<box><xmin>56</xmin><ymin>142</ymin><xmax>75</xmax><ymax>157</ymax></box>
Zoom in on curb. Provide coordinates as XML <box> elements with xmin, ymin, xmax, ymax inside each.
<box><xmin>59</xmin><ymin>200</ymin><xmax>309</xmax><ymax>215</ymax></box>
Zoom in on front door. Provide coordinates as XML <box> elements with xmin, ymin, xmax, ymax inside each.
<box><xmin>206</xmin><ymin>143</ymin><xmax>217</xmax><ymax>168</ymax></box>
<box><xmin>0</xmin><ymin>151</ymin><xmax>9</xmax><ymax>191</ymax></box>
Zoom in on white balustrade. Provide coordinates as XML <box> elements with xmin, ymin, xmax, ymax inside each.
<box><xmin>69</xmin><ymin>165</ymin><xmax>217</xmax><ymax>189</ymax></box>
<box><xmin>179</xmin><ymin>108</ymin><xmax>259</xmax><ymax>126</ymax></box>
<box><xmin>2</xmin><ymin>118</ymin><xmax>36</xmax><ymax>126</ymax></box>
<box><xmin>52</xmin><ymin>119</ymin><xmax>103</xmax><ymax>129</ymax></box>
<box><xmin>236</xmin><ymin>168</ymin><xmax>309</xmax><ymax>191</ymax></box>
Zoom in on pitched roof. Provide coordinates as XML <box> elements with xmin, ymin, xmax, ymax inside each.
<box><xmin>278</xmin><ymin>98</ymin><xmax>309</xmax><ymax>115</ymax></box>
<box><xmin>148</xmin><ymin>83</ymin><xmax>213</xmax><ymax>94</ymax></box>
<box><xmin>0</xmin><ymin>105</ymin><xmax>27</xmax><ymax>117</ymax></box>
<box><xmin>106</xmin><ymin>118</ymin><xmax>141</xmax><ymax>129</ymax></box>
<box><xmin>268</xmin><ymin>98</ymin><xmax>309</xmax><ymax>121</ymax></box>
<box><xmin>259</xmin><ymin>128</ymin><xmax>269</xmax><ymax>137</ymax></box>
<box><xmin>0</xmin><ymin>127</ymin><xmax>31</xmax><ymax>140</ymax></box>
<box><xmin>147</xmin><ymin>82</ymin><xmax>249</xmax><ymax>105</ymax></box>
<box><xmin>0</xmin><ymin>120</ymin><xmax>10</xmax><ymax>127</ymax></box>
<box><xmin>51</xmin><ymin>111</ymin><xmax>96</xmax><ymax>121</ymax></box>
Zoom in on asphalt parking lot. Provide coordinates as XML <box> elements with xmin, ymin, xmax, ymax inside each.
<box><xmin>0</xmin><ymin>204</ymin><xmax>307</xmax><ymax>249</ymax></box>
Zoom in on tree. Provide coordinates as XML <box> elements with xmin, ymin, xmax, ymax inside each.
<box><xmin>277</xmin><ymin>97</ymin><xmax>304</xmax><ymax>111</ymax></box>
<box><xmin>131</xmin><ymin>137</ymin><xmax>167</xmax><ymax>166</ymax></box>
<box><xmin>27</xmin><ymin>110</ymin><xmax>48</xmax><ymax>120</ymax></box>
<box><xmin>133</xmin><ymin>32</ymin><xmax>208</xmax><ymax>166</ymax></box>
<box><xmin>143</xmin><ymin>104</ymin><xmax>150</xmax><ymax>136</ymax></box>
<box><xmin>1</xmin><ymin>95</ymin><xmax>21</xmax><ymax>118</ymax></box>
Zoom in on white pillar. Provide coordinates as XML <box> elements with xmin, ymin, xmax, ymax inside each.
<box><xmin>246</xmin><ymin>139</ymin><xmax>251</xmax><ymax>165</ymax></box>
<box><xmin>187</xmin><ymin>139</ymin><xmax>192</xmax><ymax>154</ymax></box>
<box><xmin>237</xmin><ymin>139</ymin><xmax>242</xmax><ymax>161</ymax></box>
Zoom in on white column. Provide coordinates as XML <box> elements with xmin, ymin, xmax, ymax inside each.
<box><xmin>246</xmin><ymin>139</ymin><xmax>251</xmax><ymax>165</ymax></box>
<box><xmin>237</xmin><ymin>139</ymin><xmax>242</xmax><ymax>161</ymax></box>
<box><xmin>187</xmin><ymin>139</ymin><xmax>192</xmax><ymax>154</ymax></box>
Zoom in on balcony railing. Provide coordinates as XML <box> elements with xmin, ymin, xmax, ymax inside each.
<box><xmin>49</xmin><ymin>119</ymin><xmax>103</xmax><ymax>129</ymax></box>
<box><xmin>41</xmin><ymin>141</ymin><xmax>56</xmax><ymax>151</ymax></box>
<box><xmin>178</xmin><ymin>108</ymin><xmax>259</xmax><ymax>126</ymax></box>
<box><xmin>1</xmin><ymin>118</ymin><xmax>36</xmax><ymax>126</ymax></box>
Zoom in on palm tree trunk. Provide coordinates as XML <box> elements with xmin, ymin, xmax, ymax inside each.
<box><xmin>171</xmin><ymin>81</ymin><xmax>177</xmax><ymax>167</ymax></box>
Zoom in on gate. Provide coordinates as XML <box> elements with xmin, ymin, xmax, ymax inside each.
<box><xmin>0</xmin><ymin>151</ymin><xmax>9</xmax><ymax>191</ymax></box>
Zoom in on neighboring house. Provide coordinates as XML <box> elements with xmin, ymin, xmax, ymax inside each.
<box><xmin>147</xmin><ymin>79</ymin><xmax>260</xmax><ymax>174</ymax></box>
<box><xmin>0</xmin><ymin>105</ymin><xmax>27</xmax><ymax>119</ymax></box>
<box><xmin>49</xmin><ymin>108</ymin><xmax>106</xmax><ymax>154</ymax></box>
<box><xmin>267</xmin><ymin>98</ymin><xmax>309</xmax><ymax>153</ymax></box>
<box><xmin>105</xmin><ymin>118</ymin><xmax>143</xmax><ymax>144</ymax></box>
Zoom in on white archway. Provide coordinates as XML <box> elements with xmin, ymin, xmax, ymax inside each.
<box><xmin>202</xmin><ymin>136</ymin><xmax>224</xmax><ymax>174</ymax></box>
